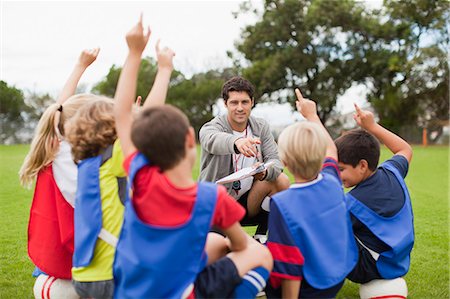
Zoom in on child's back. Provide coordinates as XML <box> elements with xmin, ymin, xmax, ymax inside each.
<box><xmin>65</xmin><ymin>99</ymin><xmax>126</xmax><ymax>298</ymax></box>
<box><xmin>266</xmin><ymin>90</ymin><xmax>358</xmax><ymax>299</ymax></box>
<box><xmin>112</xmin><ymin>17</ymin><xmax>272</xmax><ymax>298</ymax></box>
<box><xmin>335</xmin><ymin>105</ymin><xmax>414</xmax><ymax>283</ymax></box>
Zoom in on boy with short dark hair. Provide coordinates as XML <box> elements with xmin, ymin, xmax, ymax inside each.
<box><xmin>113</xmin><ymin>16</ymin><xmax>273</xmax><ymax>299</ymax></box>
<box><xmin>265</xmin><ymin>89</ymin><xmax>358</xmax><ymax>298</ymax></box>
<box><xmin>335</xmin><ymin>104</ymin><xmax>414</xmax><ymax>283</ymax></box>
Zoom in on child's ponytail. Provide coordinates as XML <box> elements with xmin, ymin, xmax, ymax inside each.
<box><xmin>19</xmin><ymin>94</ymin><xmax>98</xmax><ymax>188</ymax></box>
<box><xmin>19</xmin><ymin>103</ymin><xmax>62</xmax><ymax>188</ymax></box>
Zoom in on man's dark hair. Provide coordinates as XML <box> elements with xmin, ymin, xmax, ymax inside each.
<box><xmin>334</xmin><ymin>129</ymin><xmax>380</xmax><ymax>171</ymax></box>
<box><xmin>221</xmin><ymin>76</ymin><xmax>255</xmax><ymax>102</ymax></box>
<box><xmin>131</xmin><ymin>105</ymin><xmax>190</xmax><ymax>171</ymax></box>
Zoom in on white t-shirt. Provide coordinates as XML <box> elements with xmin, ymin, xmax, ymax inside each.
<box><xmin>231</xmin><ymin>126</ymin><xmax>258</xmax><ymax>199</ymax></box>
<box><xmin>52</xmin><ymin>140</ymin><xmax>77</xmax><ymax>207</ymax></box>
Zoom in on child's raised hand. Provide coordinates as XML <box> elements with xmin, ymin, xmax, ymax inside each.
<box><xmin>353</xmin><ymin>103</ymin><xmax>376</xmax><ymax>130</ymax></box>
<box><xmin>78</xmin><ymin>48</ymin><xmax>100</xmax><ymax>68</ymax></box>
<box><xmin>126</xmin><ymin>14</ymin><xmax>151</xmax><ymax>54</ymax></box>
<box><xmin>155</xmin><ymin>39</ymin><xmax>175</xmax><ymax>71</ymax></box>
<box><xmin>295</xmin><ymin>88</ymin><xmax>317</xmax><ymax>119</ymax></box>
<box><xmin>135</xmin><ymin>96</ymin><xmax>142</xmax><ymax>107</ymax></box>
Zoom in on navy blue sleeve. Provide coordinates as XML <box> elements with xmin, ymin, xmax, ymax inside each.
<box><xmin>384</xmin><ymin>155</ymin><xmax>409</xmax><ymax>178</ymax></box>
<box><xmin>267</xmin><ymin>201</ymin><xmax>304</xmax><ymax>288</ymax></box>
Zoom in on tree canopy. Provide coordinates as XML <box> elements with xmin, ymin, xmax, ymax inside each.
<box><xmin>233</xmin><ymin>0</ymin><xmax>449</xmax><ymax>136</ymax></box>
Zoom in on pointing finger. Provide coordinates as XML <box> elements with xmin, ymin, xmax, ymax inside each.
<box><xmin>354</xmin><ymin>103</ymin><xmax>362</xmax><ymax>114</ymax></box>
<box><xmin>145</xmin><ymin>26</ymin><xmax>151</xmax><ymax>40</ymax></box>
<box><xmin>139</xmin><ymin>12</ymin><xmax>143</xmax><ymax>25</ymax></box>
<box><xmin>295</xmin><ymin>88</ymin><xmax>304</xmax><ymax>102</ymax></box>
<box><xmin>155</xmin><ymin>39</ymin><xmax>161</xmax><ymax>53</ymax></box>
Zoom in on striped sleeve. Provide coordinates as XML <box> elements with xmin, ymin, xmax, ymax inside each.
<box><xmin>322</xmin><ymin>157</ymin><xmax>341</xmax><ymax>182</ymax></box>
<box><xmin>267</xmin><ymin>201</ymin><xmax>304</xmax><ymax>289</ymax></box>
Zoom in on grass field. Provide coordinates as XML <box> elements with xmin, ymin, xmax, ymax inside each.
<box><xmin>0</xmin><ymin>145</ymin><xmax>448</xmax><ymax>298</ymax></box>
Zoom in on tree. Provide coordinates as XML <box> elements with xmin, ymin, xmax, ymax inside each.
<box><xmin>234</xmin><ymin>0</ymin><xmax>368</xmax><ymax>123</ymax></box>
<box><xmin>346</xmin><ymin>0</ymin><xmax>449</xmax><ymax>135</ymax></box>
<box><xmin>168</xmin><ymin>69</ymin><xmax>234</xmax><ymax>135</ymax></box>
<box><xmin>92</xmin><ymin>57</ymin><xmax>231</xmax><ymax>135</ymax></box>
<box><xmin>93</xmin><ymin>57</ymin><xmax>185</xmax><ymax>99</ymax></box>
<box><xmin>0</xmin><ymin>81</ymin><xmax>27</xmax><ymax>144</ymax></box>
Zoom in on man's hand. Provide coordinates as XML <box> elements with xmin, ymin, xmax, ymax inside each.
<box><xmin>126</xmin><ymin>14</ymin><xmax>151</xmax><ymax>54</ymax></box>
<box><xmin>253</xmin><ymin>168</ymin><xmax>267</xmax><ymax>181</ymax></box>
<box><xmin>235</xmin><ymin>137</ymin><xmax>261</xmax><ymax>158</ymax></box>
<box><xmin>155</xmin><ymin>39</ymin><xmax>175</xmax><ymax>71</ymax></box>
<box><xmin>77</xmin><ymin>48</ymin><xmax>100</xmax><ymax>68</ymax></box>
<box><xmin>295</xmin><ymin>88</ymin><xmax>318</xmax><ymax>120</ymax></box>
<box><xmin>353</xmin><ymin>103</ymin><xmax>376</xmax><ymax>131</ymax></box>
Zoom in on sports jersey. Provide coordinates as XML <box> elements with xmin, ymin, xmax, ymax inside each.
<box><xmin>28</xmin><ymin>164</ymin><xmax>74</xmax><ymax>279</ymax></box>
<box><xmin>72</xmin><ymin>140</ymin><xmax>126</xmax><ymax>281</ymax></box>
<box><xmin>122</xmin><ymin>152</ymin><xmax>245</xmax><ymax>228</ymax></box>
<box><xmin>267</xmin><ymin>158</ymin><xmax>358</xmax><ymax>291</ymax></box>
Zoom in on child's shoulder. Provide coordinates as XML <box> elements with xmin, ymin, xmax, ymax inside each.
<box><xmin>380</xmin><ymin>155</ymin><xmax>409</xmax><ymax>179</ymax></box>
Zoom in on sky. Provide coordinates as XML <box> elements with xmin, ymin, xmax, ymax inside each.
<box><xmin>1</xmin><ymin>0</ymin><xmax>377</xmax><ymax>125</ymax></box>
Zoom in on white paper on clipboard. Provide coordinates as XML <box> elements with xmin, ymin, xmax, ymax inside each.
<box><xmin>216</xmin><ymin>161</ymin><xmax>275</xmax><ymax>184</ymax></box>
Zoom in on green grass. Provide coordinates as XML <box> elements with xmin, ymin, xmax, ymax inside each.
<box><xmin>0</xmin><ymin>145</ymin><xmax>448</xmax><ymax>298</ymax></box>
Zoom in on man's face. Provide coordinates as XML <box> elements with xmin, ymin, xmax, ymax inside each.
<box><xmin>338</xmin><ymin>162</ymin><xmax>365</xmax><ymax>188</ymax></box>
<box><xmin>224</xmin><ymin>91</ymin><xmax>254</xmax><ymax>130</ymax></box>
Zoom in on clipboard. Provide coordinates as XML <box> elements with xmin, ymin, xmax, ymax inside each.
<box><xmin>216</xmin><ymin>161</ymin><xmax>275</xmax><ymax>184</ymax></box>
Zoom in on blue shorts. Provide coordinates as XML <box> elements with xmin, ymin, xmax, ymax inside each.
<box><xmin>194</xmin><ymin>256</ymin><xmax>242</xmax><ymax>298</ymax></box>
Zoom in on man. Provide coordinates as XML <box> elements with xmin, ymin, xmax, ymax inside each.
<box><xmin>199</xmin><ymin>76</ymin><xmax>290</xmax><ymax>241</ymax></box>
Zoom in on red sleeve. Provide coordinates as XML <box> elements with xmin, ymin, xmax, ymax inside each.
<box><xmin>123</xmin><ymin>151</ymin><xmax>138</xmax><ymax>174</ymax></box>
<box><xmin>211</xmin><ymin>185</ymin><xmax>245</xmax><ymax>229</ymax></box>
<box><xmin>322</xmin><ymin>157</ymin><xmax>341</xmax><ymax>181</ymax></box>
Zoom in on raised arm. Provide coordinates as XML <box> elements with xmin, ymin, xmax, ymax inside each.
<box><xmin>353</xmin><ymin>103</ymin><xmax>412</xmax><ymax>163</ymax></box>
<box><xmin>295</xmin><ymin>88</ymin><xmax>337</xmax><ymax>160</ymax></box>
<box><xmin>114</xmin><ymin>15</ymin><xmax>151</xmax><ymax>157</ymax></box>
<box><xmin>142</xmin><ymin>40</ymin><xmax>175</xmax><ymax>109</ymax></box>
<box><xmin>56</xmin><ymin>48</ymin><xmax>100</xmax><ymax>104</ymax></box>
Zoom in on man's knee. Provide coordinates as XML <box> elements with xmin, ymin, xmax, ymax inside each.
<box><xmin>275</xmin><ymin>172</ymin><xmax>290</xmax><ymax>191</ymax></box>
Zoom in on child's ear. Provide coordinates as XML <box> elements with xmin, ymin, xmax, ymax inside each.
<box><xmin>358</xmin><ymin>159</ymin><xmax>369</xmax><ymax>173</ymax></box>
<box><xmin>186</xmin><ymin>127</ymin><xmax>196</xmax><ymax>148</ymax></box>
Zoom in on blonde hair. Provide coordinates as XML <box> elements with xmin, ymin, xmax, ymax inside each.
<box><xmin>278</xmin><ymin>122</ymin><xmax>327</xmax><ymax>180</ymax></box>
<box><xmin>65</xmin><ymin>99</ymin><xmax>116</xmax><ymax>162</ymax></box>
<box><xmin>19</xmin><ymin>94</ymin><xmax>110</xmax><ymax>187</ymax></box>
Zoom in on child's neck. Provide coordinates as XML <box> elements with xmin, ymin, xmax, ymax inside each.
<box><xmin>294</xmin><ymin>174</ymin><xmax>318</xmax><ymax>184</ymax></box>
<box><xmin>362</xmin><ymin>169</ymin><xmax>376</xmax><ymax>181</ymax></box>
<box><xmin>163</xmin><ymin>158</ymin><xmax>195</xmax><ymax>188</ymax></box>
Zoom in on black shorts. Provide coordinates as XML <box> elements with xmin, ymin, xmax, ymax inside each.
<box><xmin>347</xmin><ymin>241</ymin><xmax>383</xmax><ymax>283</ymax></box>
<box><xmin>72</xmin><ymin>279</ymin><xmax>114</xmax><ymax>299</ymax></box>
<box><xmin>194</xmin><ymin>256</ymin><xmax>242</xmax><ymax>298</ymax></box>
<box><xmin>237</xmin><ymin>191</ymin><xmax>269</xmax><ymax>234</ymax></box>
<box><xmin>210</xmin><ymin>191</ymin><xmax>269</xmax><ymax>236</ymax></box>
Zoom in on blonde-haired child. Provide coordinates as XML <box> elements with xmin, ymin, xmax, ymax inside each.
<box><xmin>265</xmin><ymin>89</ymin><xmax>358</xmax><ymax>299</ymax></box>
<box><xmin>19</xmin><ymin>49</ymin><xmax>99</xmax><ymax>297</ymax></box>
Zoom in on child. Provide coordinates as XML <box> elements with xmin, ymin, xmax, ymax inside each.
<box><xmin>334</xmin><ymin>104</ymin><xmax>414</xmax><ymax>283</ymax></box>
<box><xmin>64</xmin><ymin>97</ymin><xmax>126</xmax><ymax>299</ymax></box>
<box><xmin>113</xmin><ymin>16</ymin><xmax>273</xmax><ymax>298</ymax></box>
<box><xmin>265</xmin><ymin>89</ymin><xmax>358</xmax><ymax>298</ymax></box>
<box><xmin>19</xmin><ymin>48</ymin><xmax>99</xmax><ymax>296</ymax></box>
